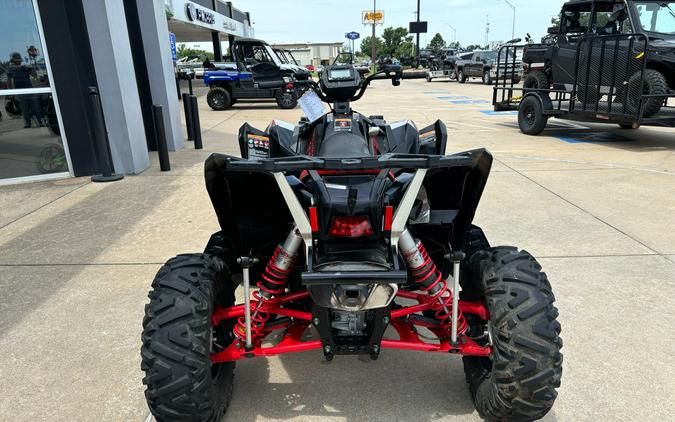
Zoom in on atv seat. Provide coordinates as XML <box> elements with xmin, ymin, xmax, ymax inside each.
<box><xmin>318</xmin><ymin>132</ymin><xmax>371</xmax><ymax>158</ymax></box>
<box><xmin>250</xmin><ymin>62</ymin><xmax>283</xmax><ymax>79</ymax></box>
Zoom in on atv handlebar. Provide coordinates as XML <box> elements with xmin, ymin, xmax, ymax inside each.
<box><xmin>296</xmin><ymin>66</ymin><xmax>404</xmax><ymax>104</ymax></box>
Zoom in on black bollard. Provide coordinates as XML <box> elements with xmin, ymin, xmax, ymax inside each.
<box><xmin>88</xmin><ymin>87</ymin><xmax>124</xmax><ymax>182</ymax></box>
<box><xmin>175</xmin><ymin>76</ymin><xmax>181</xmax><ymax>101</ymax></box>
<box><xmin>182</xmin><ymin>93</ymin><xmax>194</xmax><ymax>141</ymax></box>
<box><xmin>152</xmin><ymin>105</ymin><xmax>171</xmax><ymax>172</ymax></box>
<box><xmin>188</xmin><ymin>74</ymin><xmax>194</xmax><ymax>96</ymax></box>
<box><xmin>190</xmin><ymin>95</ymin><xmax>203</xmax><ymax>150</ymax></box>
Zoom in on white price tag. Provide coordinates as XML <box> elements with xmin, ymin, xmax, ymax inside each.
<box><xmin>298</xmin><ymin>90</ymin><xmax>327</xmax><ymax>122</ymax></box>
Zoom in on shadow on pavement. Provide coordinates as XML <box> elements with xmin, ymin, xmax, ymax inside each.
<box><xmin>0</xmin><ymin>178</ymin><xmax>178</xmax><ymax>335</ymax></box>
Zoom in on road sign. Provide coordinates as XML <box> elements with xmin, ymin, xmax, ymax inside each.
<box><xmin>345</xmin><ymin>32</ymin><xmax>360</xmax><ymax>41</ymax></box>
<box><xmin>409</xmin><ymin>21</ymin><xmax>428</xmax><ymax>34</ymax></box>
<box><xmin>169</xmin><ymin>33</ymin><xmax>177</xmax><ymax>61</ymax></box>
<box><xmin>362</xmin><ymin>10</ymin><xmax>384</xmax><ymax>24</ymax></box>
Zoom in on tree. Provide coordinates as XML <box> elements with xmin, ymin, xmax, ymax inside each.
<box><xmin>427</xmin><ymin>33</ymin><xmax>446</xmax><ymax>53</ymax></box>
<box><xmin>176</xmin><ymin>44</ymin><xmax>213</xmax><ymax>60</ymax></box>
<box><xmin>381</xmin><ymin>26</ymin><xmax>410</xmax><ymax>57</ymax></box>
<box><xmin>465</xmin><ymin>44</ymin><xmax>484</xmax><ymax>52</ymax></box>
<box><xmin>396</xmin><ymin>36</ymin><xmax>415</xmax><ymax>58</ymax></box>
<box><xmin>360</xmin><ymin>36</ymin><xmax>384</xmax><ymax>57</ymax></box>
<box><xmin>448</xmin><ymin>41</ymin><xmax>462</xmax><ymax>49</ymax></box>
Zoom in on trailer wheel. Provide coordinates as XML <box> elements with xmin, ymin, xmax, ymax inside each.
<box><xmin>458</xmin><ymin>70</ymin><xmax>467</xmax><ymax>84</ymax></box>
<box><xmin>518</xmin><ymin>96</ymin><xmax>548</xmax><ymax>136</ymax></box>
<box><xmin>483</xmin><ymin>71</ymin><xmax>493</xmax><ymax>85</ymax></box>
<box><xmin>619</xmin><ymin>123</ymin><xmax>638</xmax><ymax>130</ymax></box>
<box><xmin>628</xmin><ymin>69</ymin><xmax>668</xmax><ymax>118</ymax></box>
<box><xmin>523</xmin><ymin>71</ymin><xmax>550</xmax><ymax>91</ymax></box>
<box><xmin>207</xmin><ymin>87</ymin><xmax>232</xmax><ymax>111</ymax></box>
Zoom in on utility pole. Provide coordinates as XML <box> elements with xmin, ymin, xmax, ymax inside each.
<box><xmin>445</xmin><ymin>23</ymin><xmax>457</xmax><ymax>44</ymax></box>
<box><xmin>371</xmin><ymin>0</ymin><xmax>377</xmax><ymax>67</ymax></box>
<box><xmin>499</xmin><ymin>0</ymin><xmax>517</xmax><ymax>40</ymax></box>
<box><xmin>415</xmin><ymin>0</ymin><xmax>421</xmax><ymax>60</ymax></box>
<box><xmin>485</xmin><ymin>15</ymin><xmax>490</xmax><ymax>47</ymax></box>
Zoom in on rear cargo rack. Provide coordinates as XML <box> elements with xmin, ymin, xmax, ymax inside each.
<box><xmin>207</xmin><ymin>151</ymin><xmax>485</xmax><ymax>173</ymax></box>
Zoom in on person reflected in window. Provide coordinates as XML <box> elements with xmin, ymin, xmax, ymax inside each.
<box><xmin>7</xmin><ymin>52</ymin><xmax>44</xmax><ymax>128</ymax></box>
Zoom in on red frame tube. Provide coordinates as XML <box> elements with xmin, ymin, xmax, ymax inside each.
<box><xmin>211</xmin><ymin>289</ymin><xmax>491</xmax><ymax>363</ymax></box>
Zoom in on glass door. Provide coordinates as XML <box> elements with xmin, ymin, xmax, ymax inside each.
<box><xmin>0</xmin><ymin>0</ymin><xmax>70</xmax><ymax>183</ymax></box>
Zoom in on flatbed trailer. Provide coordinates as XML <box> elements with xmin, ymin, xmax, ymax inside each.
<box><xmin>426</xmin><ymin>69</ymin><xmax>457</xmax><ymax>82</ymax></box>
<box><xmin>493</xmin><ymin>34</ymin><xmax>675</xmax><ymax>135</ymax></box>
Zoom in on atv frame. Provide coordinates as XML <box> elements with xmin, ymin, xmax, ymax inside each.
<box><xmin>204</xmin><ymin>151</ymin><xmax>494</xmax><ymax>362</ymax></box>
<box><xmin>494</xmin><ymin>34</ymin><xmax>675</xmax><ymax>134</ymax></box>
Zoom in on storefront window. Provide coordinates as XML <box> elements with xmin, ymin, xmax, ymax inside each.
<box><xmin>0</xmin><ymin>0</ymin><xmax>50</xmax><ymax>90</ymax></box>
<box><xmin>0</xmin><ymin>94</ymin><xmax>66</xmax><ymax>179</ymax></box>
<box><xmin>0</xmin><ymin>1</ymin><xmax>67</xmax><ymax>182</ymax></box>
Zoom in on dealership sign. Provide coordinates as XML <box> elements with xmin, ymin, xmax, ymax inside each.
<box><xmin>186</xmin><ymin>2</ymin><xmax>215</xmax><ymax>25</ymax></box>
<box><xmin>345</xmin><ymin>32</ymin><xmax>360</xmax><ymax>41</ymax></box>
<box><xmin>362</xmin><ymin>10</ymin><xmax>384</xmax><ymax>25</ymax></box>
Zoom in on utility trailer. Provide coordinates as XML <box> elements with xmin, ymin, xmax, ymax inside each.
<box><xmin>493</xmin><ymin>34</ymin><xmax>675</xmax><ymax>135</ymax></box>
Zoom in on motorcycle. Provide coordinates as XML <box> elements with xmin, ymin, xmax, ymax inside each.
<box><xmin>141</xmin><ymin>63</ymin><xmax>563</xmax><ymax>422</ymax></box>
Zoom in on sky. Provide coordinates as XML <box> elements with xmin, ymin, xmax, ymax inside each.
<box><xmin>237</xmin><ymin>0</ymin><xmax>562</xmax><ymax>48</ymax></box>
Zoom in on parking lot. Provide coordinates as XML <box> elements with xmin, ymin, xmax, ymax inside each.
<box><xmin>1</xmin><ymin>78</ymin><xmax>674</xmax><ymax>421</ymax></box>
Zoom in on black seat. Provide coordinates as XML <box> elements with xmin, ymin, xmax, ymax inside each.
<box><xmin>318</xmin><ymin>132</ymin><xmax>370</xmax><ymax>158</ymax></box>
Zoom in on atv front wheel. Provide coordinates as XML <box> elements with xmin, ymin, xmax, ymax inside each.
<box><xmin>207</xmin><ymin>87</ymin><xmax>232</xmax><ymax>111</ymax></box>
<box><xmin>141</xmin><ymin>254</ymin><xmax>236</xmax><ymax>422</ymax></box>
<box><xmin>276</xmin><ymin>91</ymin><xmax>298</xmax><ymax>109</ymax></box>
<box><xmin>627</xmin><ymin>69</ymin><xmax>668</xmax><ymax>118</ymax></box>
<box><xmin>518</xmin><ymin>96</ymin><xmax>548</xmax><ymax>136</ymax></box>
<box><xmin>463</xmin><ymin>247</ymin><xmax>563</xmax><ymax>422</ymax></box>
<box><xmin>523</xmin><ymin>70</ymin><xmax>550</xmax><ymax>92</ymax></box>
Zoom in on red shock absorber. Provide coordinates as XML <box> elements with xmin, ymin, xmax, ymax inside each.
<box><xmin>399</xmin><ymin>230</ymin><xmax>468</xmax><ymax>337</ymax></box>
<box><xmin>233</xmin><ymin>228</ymin><xmax>303</xmax><ymax>344</ymax></box>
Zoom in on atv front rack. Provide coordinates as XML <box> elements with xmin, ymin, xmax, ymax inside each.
<box><xmin>207</xmin><ymin>151</ymin><xmax>486</xmax><ymax>173</ymax></box>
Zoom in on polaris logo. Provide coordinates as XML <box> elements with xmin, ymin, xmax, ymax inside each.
<box><xmin>186</xmin><ymin>3</ymin><xmax>215</xmax><ymax>25</ymax></box>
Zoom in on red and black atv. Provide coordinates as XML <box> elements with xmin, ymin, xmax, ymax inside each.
<box><xmin>141</xmin><ymin>64</ymin><xmax>563</xmax><ymax>421</ymax></box>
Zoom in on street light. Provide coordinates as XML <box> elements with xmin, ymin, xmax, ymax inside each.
<box><xmin>445</xmin><ymin>23</ymin><xmax>457</xmax><ymax>44</ymax></box>
<box><xmin>498</xmin><ymin>0</ymin><xmax>516</xmax><ymax>40</ymax></box>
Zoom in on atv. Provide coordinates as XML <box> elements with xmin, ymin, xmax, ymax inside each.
<box><xmin>523</xmin><ymin>0</ymin><xmax>675</xmax><ymax>118</ymax></box>
<box><xmin>142</xmin><ymin>63</ymin><xmax>563</xmax><ymax>422</ymax></box>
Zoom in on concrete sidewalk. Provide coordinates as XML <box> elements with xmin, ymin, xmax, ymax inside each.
<box><xmin>1</xmin><ymin>79</ymin><xmax>674</xmax><ymax>421</ymax></box>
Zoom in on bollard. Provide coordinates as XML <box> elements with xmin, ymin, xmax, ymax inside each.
<box><xmin>188</xmin><ymin>75</ymin><xmax>194</xmax><ymax>96</ymax></box>
<box><xmin>152</xmin><ymin>105</ymin><xmax>171</xmax><ymax>172</ymax></box>
<box><xmin>189</xmin><ymin>95</ymin><xmax>203</xmax><ymax>150</ymax></box>
<box><xmin>175</xmin><ymin>76</ymin><xmax>181</xmax><ymax>101</ymax></box>
<box><xmin>182</xmin><ymin>93</ymin><xmax>194</xmax><ymax>141</ymax></box>
<box><xmin>88</xmin><ymin>87</ymin><xmax>124</xmax><ymax>182</ymax></box>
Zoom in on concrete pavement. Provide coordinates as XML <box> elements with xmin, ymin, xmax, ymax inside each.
<box><xmin>1</xmin><ymin>78</ymin><xmax>674</xmax><ymax>421</ymax></box>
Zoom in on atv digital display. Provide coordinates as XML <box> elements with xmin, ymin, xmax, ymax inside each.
<box><xmin>328</xmin><ymin>69</ymin><xmax>354</xmax><ymax>81</ymax></box>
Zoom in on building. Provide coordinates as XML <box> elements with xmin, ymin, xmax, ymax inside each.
<box><xmin>271</xmin><ymin>42</ymin><xmax>344</xmax><ymax>67</ymax></box>
<box><xmin>0</xmin><ymin>0</ymin><xmax>253</xmax><ymax>185</ymax></box>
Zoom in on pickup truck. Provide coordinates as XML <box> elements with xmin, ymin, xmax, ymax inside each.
<box><xmin>456</xmin><ymin>50</ymin><xmax>523</xmax><ymax>85</ymax></box>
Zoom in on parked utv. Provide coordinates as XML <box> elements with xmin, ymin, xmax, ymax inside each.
<box><xmin>204</xmin><ymin>39</ymin><xmax>310</xmax><ymax>111</ymax></box>
<box><xmin>142</xmin><ymin>62</ymin><xmax>563</xmax><ymax>421</ymax></box>
<box><xmin>522</xmin><ymin>0</ymin><xmax>675</xmax><ymax>118</ymax></box>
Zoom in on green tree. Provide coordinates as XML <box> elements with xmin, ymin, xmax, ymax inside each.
<box><xmin>396</xmin><ymin>37</ymin><xmax>415</xmax><ymax>58</ymax></box>
<box><xmin>381</xmin><ymin>26</ymin><xmax>410</xmax><ymax>57</ymax></box>
<box><xmin>360</xmin><ymin>36</ymin><xmax>384</xmax><ymax>57</ymax></box>
<box><xmin>176</xmin><ymin>44</ymin><xmax>214</xmax><ymax>60</ymax></box>
<box><xmin>448</xmin><ymin>41</ymin><xmax>462</xmax><ymax>49</ymax></box>
<box><xmin>465</xmin><ymin>44</ymin><xmax>484</xmax><ymax>52</ymax></box>
<box><xmin>427</xmin><ymin>33</ymin><xmax>446</xmax><ymax>52</ymax></box>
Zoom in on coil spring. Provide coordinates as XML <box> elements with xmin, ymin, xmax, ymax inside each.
<box><xmin>410</xmin><ymin>242</ymin><xmax>468</xmax><ymax>336</ymax></box>
<box><xmin>233</xmin><ymin>246</ymin><xmax>296</xmax><ymax>343</ymax></box>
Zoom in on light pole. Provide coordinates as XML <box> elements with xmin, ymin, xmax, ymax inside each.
<box><xmin>371</xmin><ymin>0</ymin><xmax>377</xmax><ymax>67</ymax></box>
<box><xmin>498</xmin><ymin>0</ymin><xmax>516</xmax><ymax>40</ymax></box>
<box><xmin>445</xmin><ymin>23</ymin><xmax>456</xmax><ymax>44</ymax></box>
